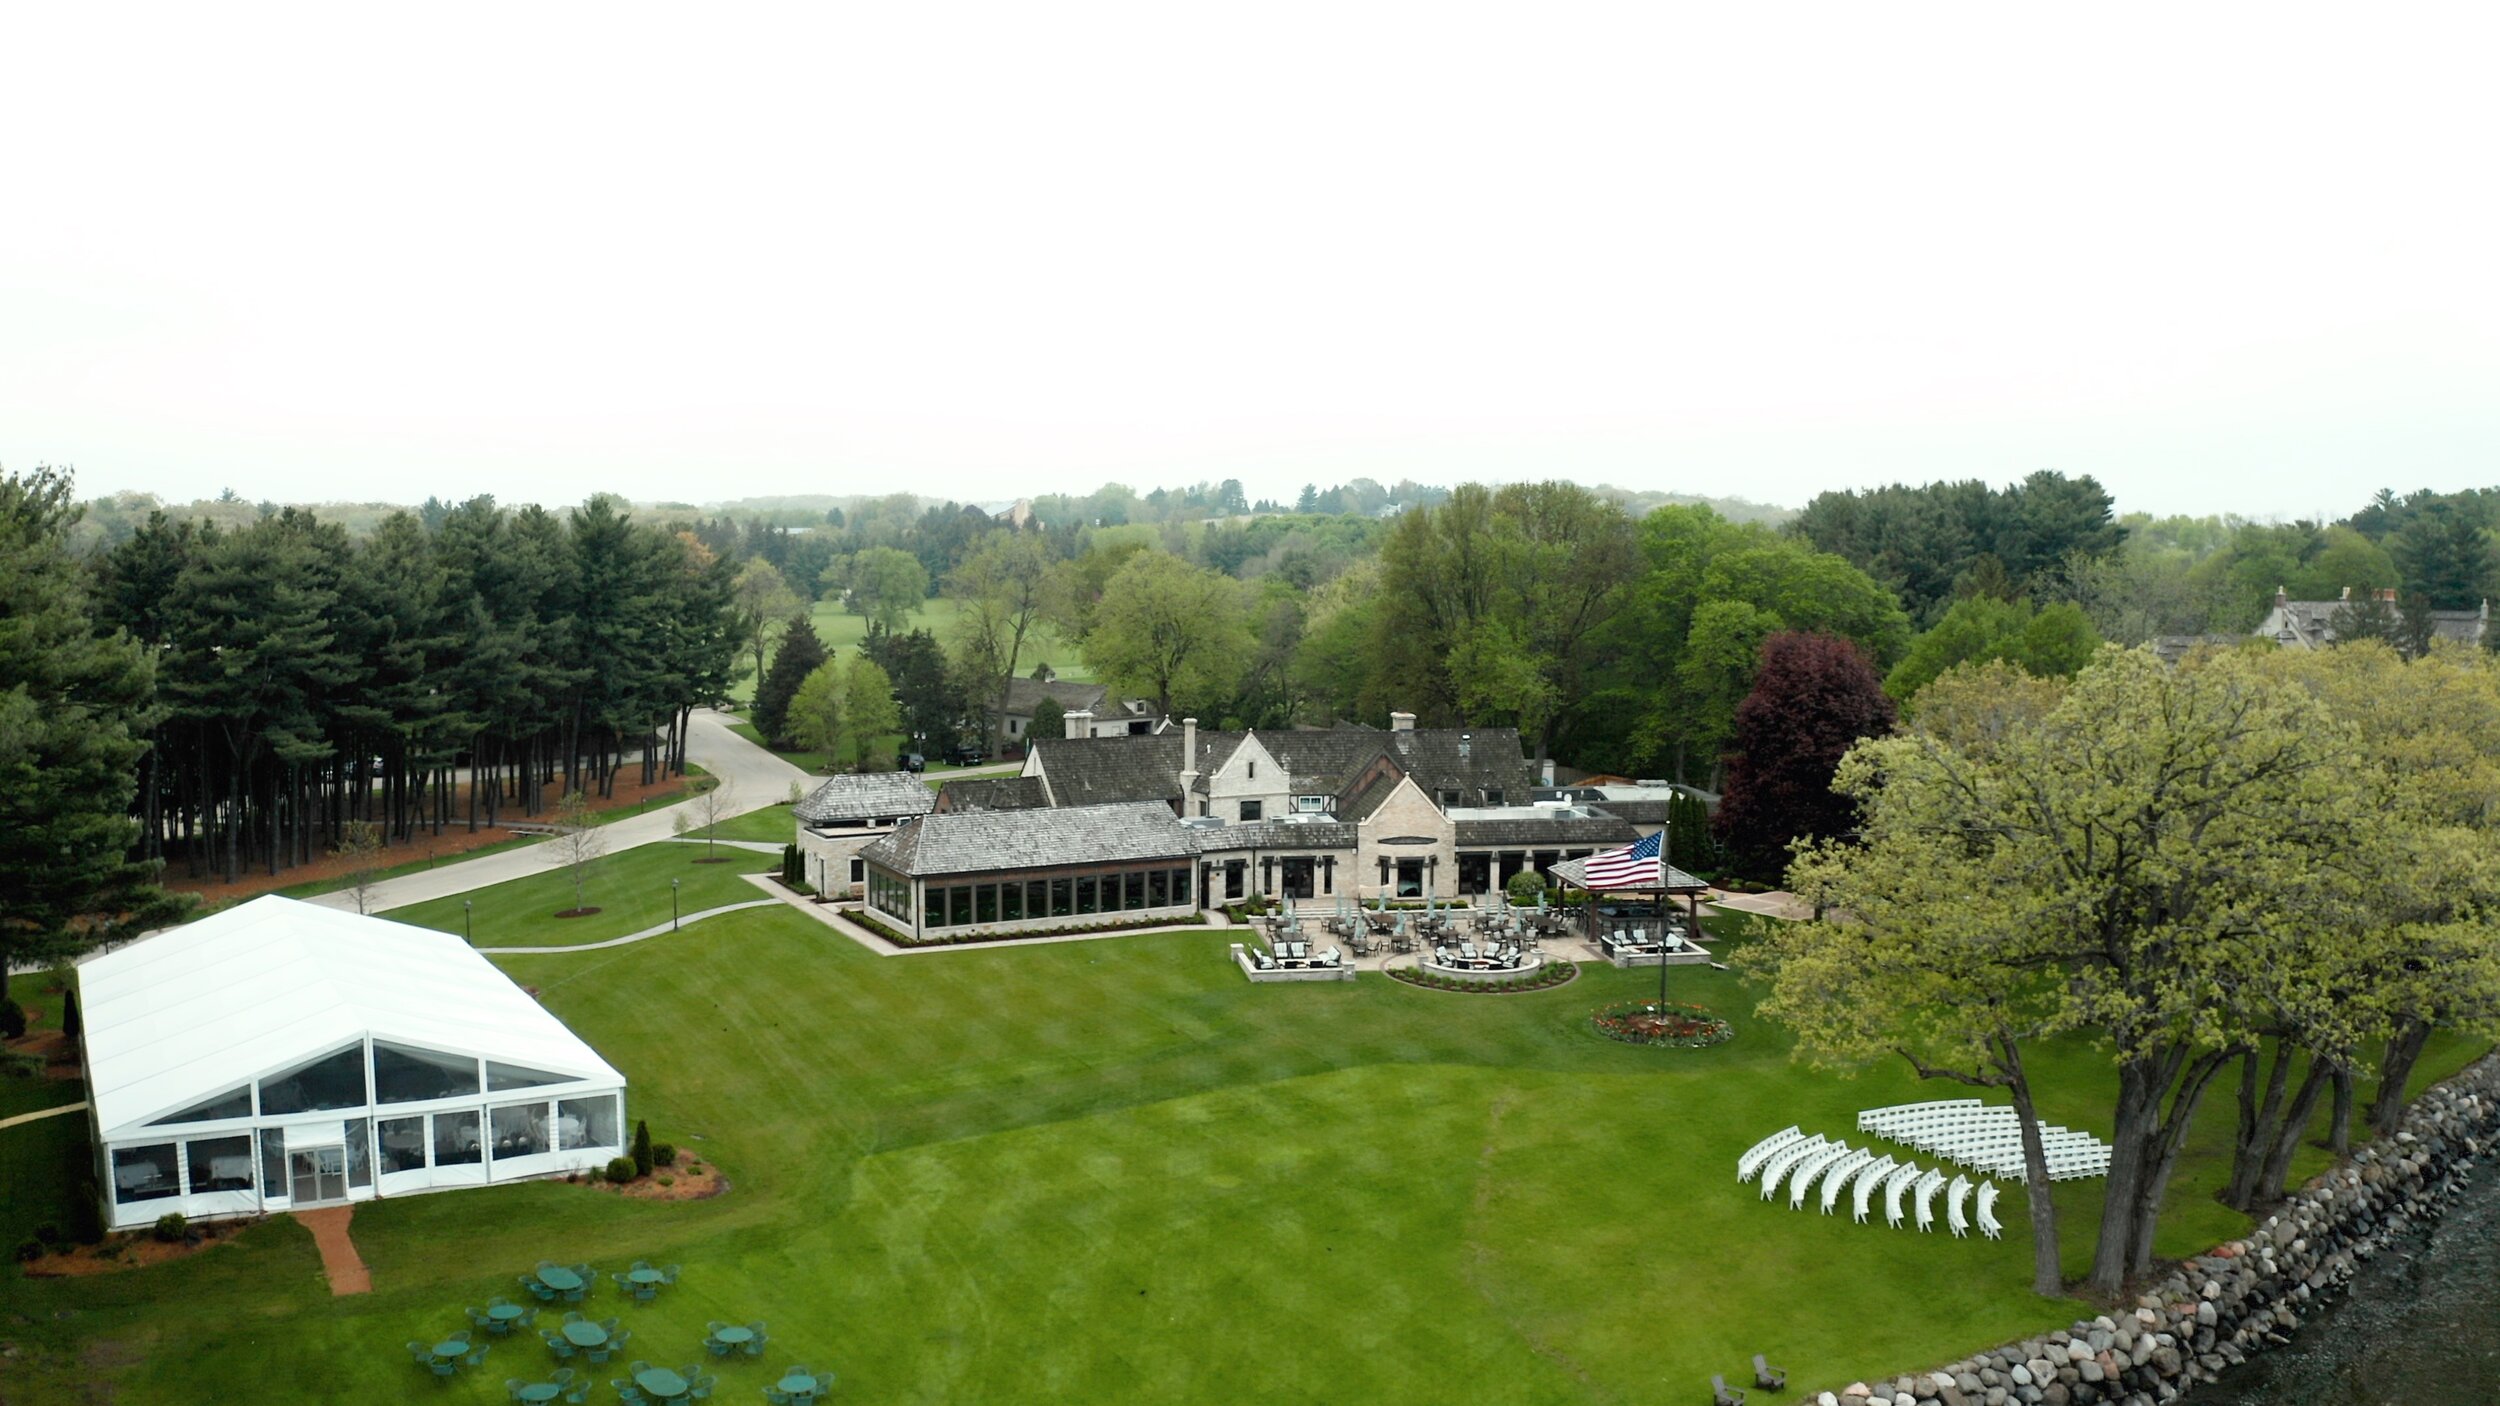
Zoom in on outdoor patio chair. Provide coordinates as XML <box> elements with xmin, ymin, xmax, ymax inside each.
<box><xmin>433</xmin><ymin>1358</ymin><xmax>459</xmax><ymax>1379</ymax></box>
<box><xmin>628</xmin><ymin>1360</ymin><xmax>653</xmax><ymax>1377</ymax></box>
<box><xmin>505</xmin><ymin>1379</ymin><xmax>531</xmax><ymax>1402</ymax></box>
<box><xmin>743</xmin><ymin>1323</ymin><xmax>769</xmax><ymax>1356</ymax></box>
<box><xmin>541</xmin><ymin>1330</ymin><xmax>574</xmax><ymax>1358</ymax></box>
<box><xmin>1752</xmin><ymin>1354</ymin><xmax>1785</xmax><ymax>1389</ymax></box>
<box><xmin>408</xmin><ymin>1341</ymin><xmax>433</xmax><ymax>1367</ymax></box>
<box><xmin>688</xmin><ymin>1373</ymin><xmax>716</xmax><ymax>1400</ymax></box>
<box><xmin>520</xmin><ymin>1275</ymin><xmax>556</xmax><ymax>1303</ymax></box>
<box><xmin>611</xmin><ymin>1381</ymin><xmax>644</xmax><ymax>1405</ymax></box>
<box><xmin>463</xmin><ymin>1346</ymin><xmax>492</xmax><ymax>1368</ymax></box>
<box><xmin>661</xmin><ymin>1265</ymin><xmax>680</xmax><ymax>1284</ymax></box>
<box><xmin>1711</xmin><ymin>1373</ymin><xmax>1746</xmax><ymax>1406</ymax></box>
<box><xmin>599</xmin><ymin>1317</ymin><xmax>621</xmax><ymax>1334</ymax></box>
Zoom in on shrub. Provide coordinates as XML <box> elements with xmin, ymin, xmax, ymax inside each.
<box><xmin>34</xmin><ymin>1222</ymin><xmax>63</xmax><ymax>1246</ymax></box>
<box><xmin>606</xmin><ymin>1156</ymin><xmax>638</xmax><ymax>1184</ymax></box>
<box><xmin>652</xmin><ymin>1143</ymin><xmax>678</xmax><ymax>1167</ymax></box>
<box><xmin>61</xmin><ymin>989</ymin><xmax>81</xmax><ymax>1043</ymax></box>
<box><xmin>68</xmin><ymin>1178</ymin><xmax>105</xmax><ymax>1244</ymax></box>
<box><xmin>0</xmin><ymin>1000</ymin><xmax>24</xmax><ymax>1040</ymax></box>
<box><xmin>631</xmin><ymin>1120</ymin><xmax>654</xmax><ymax>1178</ymax></box>
<box><xmin>14</xmin><ymin>1238</ymin><xmax>43</xmax><ymax>1263</ymax></box>
<box><xmin>657</xmin><ymin>1175</ymin><xmax>674</xmax><ymax>1188</ymax></box>
<box><xmin>1503</xmin><ymin>871</ymin><xmax>1547</xmax><ymax>905</ymax></box>
<box><xmin>1589</xmin><ymin>999</ymin><xmax>1735</xmax><ymax>1048</ymax></box>
<box><xmin>151</xmin><ymin>1213</ymin><xmax>189</xmax><ymax>1243</ymax></box>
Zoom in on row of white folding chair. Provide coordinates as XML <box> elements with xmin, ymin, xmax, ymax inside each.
<box><xmin>1788</xmin><ymin>1142</ymin><xmax>1853</xmax><ymax>1210</ymax></box>
<box><xmin>1882</xmin><ymin>1163</ymin><xmax>1922</xmax><ymax>1228</ymax></box>
<box><xmin>1945</xmin><ymin>1175</ymin><xmax>1973</xmax><ymax>1237</ymax></box>
<box><xmin>1912</xmin><ymin>1170</ymin><xmax>1946</xmax><ymax>1232</ymax></box>
<box><xmin>1820</xmin><ymin>1149</ymin><xmax>1874</xmax><ymax>1214</ymax></box>
<box><xmin>1850</xmin><ymin>1155</ymin><xmax>1897</xmax><ymax>1223</ymax></box>
<box><xmin>1974</xmin><ymin>1181</ymin><xmax>2003</xmax><ymax>1239</ymax></box>
<box><xmin>1857</xmin><ymin>1099</ymin><xmax>1982</xmax><ymax>1133</ymax></box>
<box><xmin>1757</xmin><ymin>1135</ymin><xmax>1827</xmax><ymax>1201</ymax></box>
<box><xmin>1736</xmin><ymin>1126</ymin><xmax>1804</xmax><ymax>1183</ymax></box>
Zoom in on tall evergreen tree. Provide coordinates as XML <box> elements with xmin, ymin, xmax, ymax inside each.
<box><xmin>753</xmin><ymin>618</ymin><xmax>827</xmax><ymax>747</ymax></box>
<box><xmin>0</xmin><ymin>467</ymin><xmax>189</xmax><ymax>1002</ymax></box>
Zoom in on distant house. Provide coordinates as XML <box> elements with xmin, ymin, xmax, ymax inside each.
<box><xmin>1000</xmin><ymin>678</ymin><xmax>1165</xmax><ymax>742</ymax></box>
<box><xmin>2251</xmin><ymin>586</ymin><xmax>2489</xmax><ymax>651</ymax></box>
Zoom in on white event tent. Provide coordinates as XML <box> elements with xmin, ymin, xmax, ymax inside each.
<box><xmin>78</xmin><ymin>895</ymin><xmax>627</xmax><ymax>1231</ymax></box>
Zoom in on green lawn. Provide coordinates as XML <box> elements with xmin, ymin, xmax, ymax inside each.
<box><xmin>729</xmin><ymin>597</ymin><xmax>1089</xmax><ymax>705</ymax></box>
<box><xmin>682</xmin><ymin>803</ymin><xmax>799</xmax><ymax>846</ymax></box>
<box><xmin>1</xmin><ymin>912</ymin><xmax>2483</xmax><ymax>1402</ymax></box>
<box><xmin>378</xmin><ymin>840</ymin><xmax>776</xmax><ymax>948</ymax></box>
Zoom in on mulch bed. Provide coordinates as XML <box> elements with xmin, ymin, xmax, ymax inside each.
<box><xmin>19</xmin><ymin>1220</ymin><xmax>254</xmax><ymax>1278</ymax></box>
<box><xmin>553</xmin><ymin>907</ymin><xmax>604</xmax><ymax>919</ymax></box>
<box><xmin>585</xmin><ymin>1154</ymin><xmax>728</xmax><ymax>1203</ymax></box>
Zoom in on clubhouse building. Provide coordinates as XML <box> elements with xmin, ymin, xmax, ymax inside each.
<box><xmin>851</xmin><ymin>712</ymin><xmax>1649</xmax><ymax>942</ymax></box>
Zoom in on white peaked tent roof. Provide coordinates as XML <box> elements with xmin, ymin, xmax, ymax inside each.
<box><xmin>80</xmin><ymin>895</ymin><xmax>624</xmax><ymax>1137</ymax></box>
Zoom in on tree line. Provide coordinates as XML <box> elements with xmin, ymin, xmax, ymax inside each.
<box><xmin>87</xmin><ymin>490</ymin><xmax>740</xmax><ymax>884</ymax></box>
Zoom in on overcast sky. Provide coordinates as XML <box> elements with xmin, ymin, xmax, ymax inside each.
<box><xmin>5</xmin><ymin>5</ymin><xmax>2496</xmax><ymax>519</ymax></box>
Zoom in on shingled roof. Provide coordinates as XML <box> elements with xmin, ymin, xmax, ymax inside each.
<box><xmin>1453</xmin><ymin>811</ymin><xmax>1640</xmax><ymax>849</ymax></box>
<box><xmin>1031</xmin><ymin>731</ymin><xmax>1239</xmax><ymax>807</ymax></box>
<box><xmin>934</xmin><ymin>774</ymin><xmax>1049</xmax><ymax>812</ymax></box>
<box><xmin>1026</xmin><ymin>723</ymin><xmax>1536</xmax><ymax>811</ymax></box>
<box><xmin>1003</xmin><ymin>677</ymin><xmax>1109</xmax><ymax>717</ymax></box>
<box><xmin>794</xmin><ymin>771</ymin><xmax>938</xmax><ymax>826</ymax></box>
<box><xmin>1192</xmin><ymin>820</ymin><xmax>1359</xmax><ymax>853</ymax></box>
<box><xmin>860</xmin><ymin>801</ymin><xmax>1198</xmax><ymax>878</ymax></box>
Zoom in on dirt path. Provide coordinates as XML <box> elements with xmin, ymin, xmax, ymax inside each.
<box><xmin>296</xmin><ymin>1205</ymin><xmax>372</xmax><ymax>1296</ymax></box>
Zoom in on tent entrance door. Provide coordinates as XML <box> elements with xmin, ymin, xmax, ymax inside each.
<box><xmin>288</xmin><ymin>1147</ymin><xmax>347</xmax><ymax>1205</ymax></box>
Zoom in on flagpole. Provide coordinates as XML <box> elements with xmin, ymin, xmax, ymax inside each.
<box><xmin>1657</xmin><ymin>810</ymin><xmax>1671</xmax><ymax>1013</ymax></box>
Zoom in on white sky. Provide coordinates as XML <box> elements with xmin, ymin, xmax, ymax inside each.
<box><xmin>4</xmin><ymin>4</ymin><xmax>2496</xmax><ymax>519</ymax></box>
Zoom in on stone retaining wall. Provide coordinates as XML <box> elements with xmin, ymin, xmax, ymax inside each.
<box><xmin>1813</xmin><ymin>1053</ymin><xmax>2498</xmax><ymax>1406</ymax></box>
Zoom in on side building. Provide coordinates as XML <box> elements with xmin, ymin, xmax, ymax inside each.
<box><xmin>792</xmin><ymin>770</ymin><xmax>937</xmax><ymax>899</ymax></box>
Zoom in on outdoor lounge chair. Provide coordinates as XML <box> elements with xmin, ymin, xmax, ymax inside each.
<box><xmin>1712</xmin><ymin>1373</ymin><xmax>1746</xmax><ymax>1406</ymax></box>
<box><xmin>1753</xmin><ymin>1354</ymin><xmax>1786</xmax><ymax>1390</ymax></box>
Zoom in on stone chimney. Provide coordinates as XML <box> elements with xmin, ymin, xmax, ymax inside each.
<box><xmin>2275</xmin><ymin>585</ymin><xmax>2290</xmax><ymax>609</ymax></box>
<box><xmin>1177</xmin><ymin>717</ymin><xmax>1199</xmax><ymax>803</ymax></box>
<box><xmin>1541</xmin><ymin>758</ymin><xmax>1556</xmax><ymax>787</ymax></box>
<box><xmin>1390</xmin><ymin>711</ymin><xmax>1416</xmax><ymax>733</ymax></box>
<box><xmin>1064</xmin><ymin>709</ymin><xmax>1093</xmax><ymax>740</ymax></box>
<box><xmin>2339</xmin><ymin>586</ymin><xmax>2352</xmax><ymax>601</ymax></box>
<box><xmin>2376</xmin><ymin>587</ymin><xmax>2399</xmax><ymax>604</ymax></box>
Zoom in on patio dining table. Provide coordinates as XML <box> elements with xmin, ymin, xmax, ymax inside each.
<box><xmin>515</xmin><ymin>1384</ymin><xmax>562</xmax><ymax>1405</ymax></box>
<box><xmin>429</xmin><ymin>1340</ymin><xmax>470</xmax><ymax>1361</ymax></box>
<box><xmin>634</xmin><ymin>1366</ymin><xmax>690</xmax><ymax>1400</ymax></box>
<box><xmin>559</xmin><ymin>1320</ymin><xmax>607</xmax><ymax>1349</ymax></box>
<box><xmin>627</xmin><ymin>1268</ymin><xmax>665</xmax><ymax>1287</ymax></box>
<box><xmin>487</xmin><ymin>1303</ymin><xmax>530</xmax><ymax>1325</ymax></box>
<box><xmin>535</xmin><ymin>1265</ymin><xmax>584</xmax><ymax>1294</ymax></box>
<box><xmin>711</xmin><ymin>1325</ymin><xmax>755</xmax><ymax>1348</ymax></box>
<box><xmin>776</xmin><ymin>1372</ymin><xmax>825</xmax><ymax>1400</ymax></box>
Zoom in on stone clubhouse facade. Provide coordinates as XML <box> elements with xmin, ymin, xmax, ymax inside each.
<box><xmin>836</xmin><ymin>712</ymin><xmax>1656</xmax><ymax>942</ymax></box>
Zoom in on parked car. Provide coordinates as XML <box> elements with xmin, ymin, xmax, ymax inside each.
<box><xmin>944</xmin><ymin>743</ymin><xmax>985</xmax><ymax>767</ymax></box>
<box><xmin>896</xmin><ymin>751</ymin><xmax>926</xmax><ymax>773</ymax></box>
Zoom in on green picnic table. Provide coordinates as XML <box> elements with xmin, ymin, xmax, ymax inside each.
<box><xmin>634</xmin><ymin>1366</ymin><xmax>690</xmax><ymax>1400</ymax></box>
<box><xmin>559</xmin><ymin>1320</ymin><xmax>607</xmax><ymax>1349</ymax></box>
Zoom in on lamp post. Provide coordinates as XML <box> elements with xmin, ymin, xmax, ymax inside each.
<box><xmin>463</xmin><ymin>899</ymin><xmax>472</xmax><ymax>944</ymax></box>
<box><xmin>672</xmin><ymin>878</ymin><xmax>681</xmax><ymax>931</ymax></box>
<box><xmin>1657</xmin><ymin>811</ymin><xmax>1672</xmax><ymax>1013</ymax></box>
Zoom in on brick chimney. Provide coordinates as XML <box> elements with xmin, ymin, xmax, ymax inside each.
<box><xmin>1389</xmin><ymin>711</ymin><xmax>1416</xmax><ymax>732</ymax></box>
<box><xmin>1064</xmin><ymin>709</ymin><xmax>1092</xmax><ymax>740</ymax></box>
<box><xmin>2376</xmin><ymin>587</ymin><xmax>2398</xmax><ymax>604</ymax></box>
<box><xmin>1177</xmin><ymin>717</ymin><xmax>1199</xmax><ymax>806</ymax></box>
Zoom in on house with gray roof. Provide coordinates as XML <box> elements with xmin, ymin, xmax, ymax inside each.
<box><xmin>791</xmin><ymin>771</ymin><xmax>936</xmax><ymax>899</ymax></box>
<box><xmin>2252</xmin><ymin>585</ymin><xmax>2489</xmax><ymax>652</ymax></box>
<box><xmin>1001</xmin><ymin>678</ymin><xmax>1167</xmax><ymax>744</ymax></box>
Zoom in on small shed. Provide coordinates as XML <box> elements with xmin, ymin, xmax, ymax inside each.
<box><xmin>77</xmin><ymin>895</ymin><xmax>627</xmax><ymax>1230</ymax></box>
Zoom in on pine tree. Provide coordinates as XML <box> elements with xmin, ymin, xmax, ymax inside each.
<box><xmin>753</xmin><ymin>619</ymin><xmax>827</xmax><ymax>747</ymax></box>
<box><xmin>0</xmin><ymin>468</ymin><xmax>189</xmax><ymax>1003</ymax></box>
<box><xmin>631</xmin><ymin>1118</ymin><xmax>654</xmax><ymax>1178</ymax></box>
<box><xmin>61</xmin><ymin>988</ymin><xmax>82</xmax><ymax>1044</ymax></box>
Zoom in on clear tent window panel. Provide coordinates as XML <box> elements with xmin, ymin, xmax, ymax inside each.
<box><xmin>431</xmin><ymin>1110</ymin><xmax>482</xmax><ymax>1166</ymax></box>
<box><xmin>490</xmin><ymin>1103</ymin><xmax>549</xmax><ymax>1157</ymax></box>
<box><xmin>148</xmin><ymin>1086</ymin><xmax>253</xmax><ymax>1127</ymax></box>
<box><xmin>185</xmin><ymin>1134</ymin><xmax>254</xmax><ymax>1193</ymax></box>
<box><xmin>558</xmin><ymin>1096</ymin><xmax>618</xmax><ymax>1150</ymax></box>
<box><xmin>374</xmin><ymin>1042</ymin><xmax>481</xmax><ymax>1103</ymax></box>
<box><xmin>346</xmin><ymin>1119</ymin><xmax>373</xmax><ymax>1188</ymax></box>
<box><xmin>485</xmin><ymin>1061</ymin><xmax>576</xmax><ymax>1092</ymax></box>
<box><xmin>258</xmin><ymin>1129</ymin><xmax>286</xmax><ymax>1197</ymax></box>
<box><xmin>258</xmin><ymin>1044</ymin><xmax>370</xmax><ymax>1116</ymax></box>
<box><xmin>378</xmin><ymin>1116</ymin><xmax>428</xmax><ymax>1173</ymax></box>
<box><xmin>112</xmin><ymin>1144</ymin><xmax>180</xmax><ymax>1204</ymax></box>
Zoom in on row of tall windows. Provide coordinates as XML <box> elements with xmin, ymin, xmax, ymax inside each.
<box><xmin>922</xmin><ymin>866</ymin><xmax>1193</xmax><ymax>929</ymax></box>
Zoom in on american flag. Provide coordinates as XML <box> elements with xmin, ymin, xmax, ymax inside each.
<box><xmin>1581</xmin><ymin>830</ymin><xmax>1665</xmax><ymax>889</ymax></box>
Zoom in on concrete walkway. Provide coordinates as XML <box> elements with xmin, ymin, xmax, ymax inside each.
<box><xmin>482</xmin><ymin>899</ymin><xmax>784</xmax><ymax>955</ymax></box>
<box><xmin>310</xmin><ymin>709</ymin><xmax>810</xmax><ymax>916</ymax></box>
<box><xmin>0</xmin><ymin>1099</ymin><xmax>86</xmax><ymax>1132</ymax></box>
<box><xmin>296</xmin><ymin>1205</ymin><xmax>372</xmax><ymax>1295</ymax></box>
<box><xmin>667</xmin><ymin>837</ymin><xmax>785</xmax><ymax>855</ymax></box>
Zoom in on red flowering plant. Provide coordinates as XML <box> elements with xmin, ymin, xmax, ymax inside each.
<box><xmin>1590</xmin><ymin>999</ymin><xmax>1733</xmax><ymax>1048</ymax></box>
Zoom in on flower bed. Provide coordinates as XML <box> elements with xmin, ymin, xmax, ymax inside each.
<box><xmin>1590</xmin><ymin>1000</ymin><xmax>1734</xmax><ymax>1047</ymax></box>
<box><xmin>1388</xmin><ymin>960</ymin><xmax>1577</xmax><ymax>994</ymax></box>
